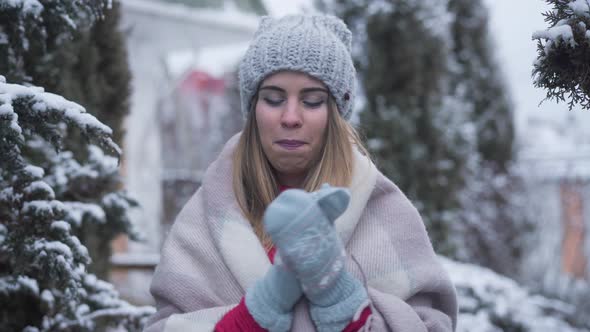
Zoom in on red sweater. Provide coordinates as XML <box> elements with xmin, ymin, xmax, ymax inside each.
<box><xmin>214</xmin><ymin>246</ymin><xmax>371</xmax><ymax>332</ymax></box>
<box><xmin>215</xmin><ymin>185</ymin><xmax>371</xmax><ymax>331</ymax></box>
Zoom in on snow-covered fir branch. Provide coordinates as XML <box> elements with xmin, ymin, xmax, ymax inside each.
<box><xmin>532</xmin><ymin>0</ymin><xmax>590</xmax><ymax>110</ymax></box>
<box><xmin>443</xmin><ymin>257</ymin><xmax>585</xmax><ymax>331</ymax></box>
<box><xmin>0</xmin><ymin>72</ymin><xmax>149</xmax><ymax>331</ymax></box>
<box><xmin>0</xmin><ymin>76</ymin><xmax>120</xmax><ymax>157</ymax></box>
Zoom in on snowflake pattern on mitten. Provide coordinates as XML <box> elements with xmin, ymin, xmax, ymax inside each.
<box><xmin>263</xmin><ymin>184</ymin><xmax>350</xmax><ymax>295</ymax></box>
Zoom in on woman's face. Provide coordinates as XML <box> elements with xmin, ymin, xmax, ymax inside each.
<box><xmin>255</xmin><ymin>71</ymin><xmax>330</xmax><ymax>188</ymax></box>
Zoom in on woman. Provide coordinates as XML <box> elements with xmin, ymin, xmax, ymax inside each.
<box><xmin>145</xmin><ymin>14</ymin><xmax>457</xmax><ymax>332</ymax></box>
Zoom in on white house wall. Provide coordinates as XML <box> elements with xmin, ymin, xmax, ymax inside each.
<box><xmin>519</xmin><ymin>180</ymin><xmax>564</xmax><ymax>286</ymax></box>
<box><xmin>120</xmin><ymin>0</ymin><xmax>258</xmax><ymax>255</ymax></box>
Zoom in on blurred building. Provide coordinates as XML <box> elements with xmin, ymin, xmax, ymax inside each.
<box><xmin>518</xmin><ymin>112</ymin><xmax>590</xmax><ymax>296</ymax></box>
<box><xmin>110</xmin><ymin>0</ymin><xmax>263</xmax><ymax>305</ymax></box>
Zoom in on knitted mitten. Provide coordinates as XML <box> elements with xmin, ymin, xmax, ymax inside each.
<box><xmin>264</xmin><ymin>184</ymin><xmax>368</xmax><ymax>332</ymax></box>
<box><xmin>245</xmin><ymin>255</ymin><xmax>302</xmax><ymax>332</ymax></box>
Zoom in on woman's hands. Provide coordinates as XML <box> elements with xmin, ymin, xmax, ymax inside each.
<box><xmin>245</xmin><ymin>255</ymin><xmax>302</xmax><ymax>332</ymax></box>
<box><xmin>264</xmin><ymin>184</ymin><xmax>369</xmax><ymax>332</ymax></box>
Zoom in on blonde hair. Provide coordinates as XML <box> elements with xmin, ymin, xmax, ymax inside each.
<box><xmin>232</xmin><ymin>95</ymin><xmax>369</xmax><ymax>249</ymax></box>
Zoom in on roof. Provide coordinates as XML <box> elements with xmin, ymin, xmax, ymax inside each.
<box><xmin>159</xmin><ymin>0</ymin><xmax>267</xmax><ymax>15</ymax></box>
<box><xmin>121</xmin><ymin>0</ymin><xmax>260</xmax><ymax>32</ymax></box>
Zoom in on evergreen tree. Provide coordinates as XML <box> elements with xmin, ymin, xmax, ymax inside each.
<box><xmin>448</xmin><ymin>0</ymin><xmax>514</xmax><ymax>169</ymax></box>
<box><xmin>321</xmin><ymin>0</ymin><xmax>474</xmax><ymax>256</ymax></box>
<box><xmin>61</xmin><ymin>0</ymin><xmax>131</xmax><ymax>148</ymax></box>
<box><xmin>0</xmin><ymin>1</ymin><xmax>154</xmax><ymax>330</ymax></box>
<box><xmin>49</xmin><ymin>1</ymin><xmax>133</xmax><ymax>278</ymax></box>
<box><xmin>321</xmin><ymin>1</ymin><xmax>586</xmax><ymax>327</ymax></box>
<box><xmin>2</xmin><ymin>0</ymin><xmax>136</xmax><ymax>279</ymax></box>
<box><xmin>0</xmin><ymin>0</ymin><xmax>106</xmax><ymax>85</ymax></box>
<box><xmin>320</xmin><ymin>0</ymin><xmax>530</xmax><ymax>270</ymax></box>
<box><xmin>454</xmin><ymin>162</ymin><xmax>533</xmax><ymax>276</ymax></box>
<box><xmin>533</xmin><ymin>0</ymin><xmax>590</xmax><ymax>110</ymax></box>
<box><xmin>0</xmin><ymin>77</ymin><xmax>153</xmax><ymax>331</ymax></box>
<box><xmin>0</xmin><ymin>0</ymin><xmax>131</xmax><ymax>147</ymax></box>
<box><xmin>446</xmin><ymin>0</ymin><xmax>532</xmax><ymax>277</ymax></box>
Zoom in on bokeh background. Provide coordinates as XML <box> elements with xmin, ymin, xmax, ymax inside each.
<box><xmin>2</xmin><ymin>0</ymin><xmax>589</xmax><ymax>331</ymax></box>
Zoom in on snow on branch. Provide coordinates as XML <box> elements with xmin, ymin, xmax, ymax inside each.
<box><xmin>0</xmin><ymin>0</ymin><xmax>43</xmax><ymax>16</ymax></box>
<box><xmin>442</xmin><ymin>257</ymin><xmax>584</xmax><ymax>331</ymax></box>
<box><xmin>0</xmin><ymin>76</ymin><xmax>121</xmax><ymax>157</ymax></box>
<box><xmin>532</xmin><ymin>0</ymin><xmax>590</xmax><ymax>110</ymax></box>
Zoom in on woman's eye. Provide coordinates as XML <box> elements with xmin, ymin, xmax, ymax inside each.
<box><xmin>303</xmin><ymin>100</ymin><xmax>325</xmax><ymax>108</ymax></box>
<box><xmin>263</xmin><ymin>98</ymin><xmax>284</xmax><ymax>106</ymax></box>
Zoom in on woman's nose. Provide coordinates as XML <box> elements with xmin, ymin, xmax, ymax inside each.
<box><xmin>281</xmin><ymin>99</ymin><xmax>303</xmax><ymax>129</ymax></box>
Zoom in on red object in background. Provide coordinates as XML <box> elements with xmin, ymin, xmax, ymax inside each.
<box><xmin>560</xmin><ymin>182</ymin><xmax>588</xmax><ymax>279</ymax></box>
<box><xmin>179</xmin><ymin>70</ymin><xmax>225</xmax><ymax>95</ymax></box>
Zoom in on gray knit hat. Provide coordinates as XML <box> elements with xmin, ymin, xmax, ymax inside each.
<box><xmin>239</xmin><ymin>14</ymin><xmax>356</xmax><ymax>120</ymax></box>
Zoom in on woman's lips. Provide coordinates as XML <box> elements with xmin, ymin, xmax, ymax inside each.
<box><xmin>276</xmin><ymin>140</ymin><xmax>306</xmax><ymax>150</ymax></box>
